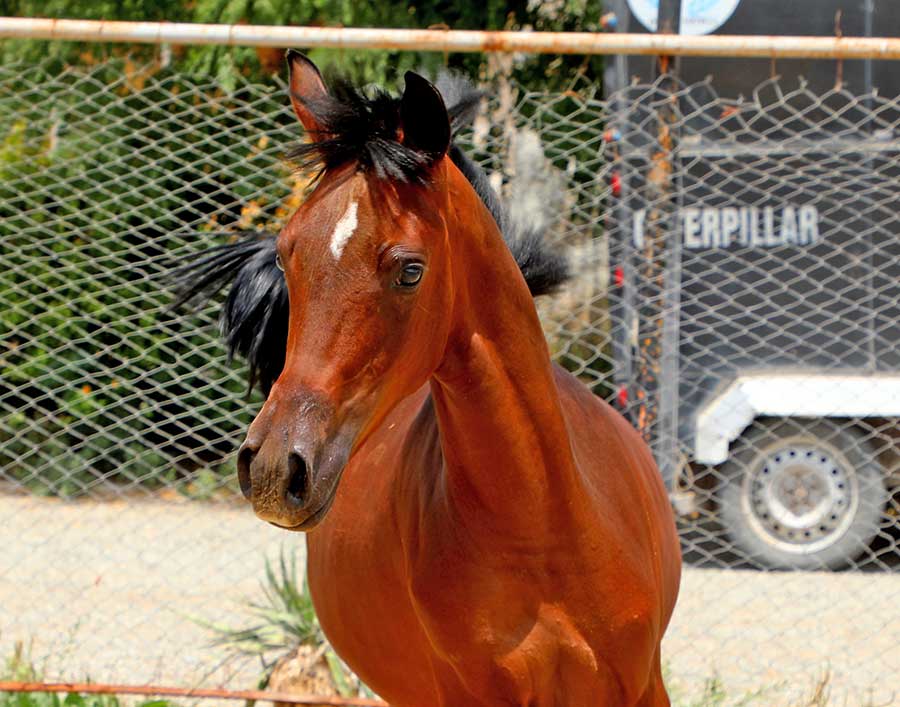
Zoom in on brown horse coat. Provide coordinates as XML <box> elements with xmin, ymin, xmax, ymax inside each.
<box><xmin>302</xmin><ymin>167</ymin><xmax>681</xmax><ymax>705</ymax></box>
<box><xmin>186</xmin><ymin>53</ymin><xmax>681</xmax><ymax>706</ymax></box>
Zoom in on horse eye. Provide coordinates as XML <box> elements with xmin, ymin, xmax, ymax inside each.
<box><xmin>275</xmin><ymin>253</ymin><xmax>284</xmax><ymax>272</ymax></box>
<box><xmin>396</xmin><ymin>262</ymin><xmax>424</xmax><ymax>288</ymax></box>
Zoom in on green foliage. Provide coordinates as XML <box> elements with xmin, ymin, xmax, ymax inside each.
<box><xmin>0</xmin><ymin>0</ymin><xmax>186</xmax><ymax>68</ymax></box>
<box><xmin>0</xmin><ymin>644</ymin><xmax>181</xmax><ymax>707</ymax></box>
<box><xmin>0</xmin><ymin>2</ymin><xmax>609</xmax><ymax>495</ymax></box>
<box><xmin>0</xmin><ymin>0</ymin><xmax>605</xmax><ymax>91</ymax></box>
<box><xmin>0</xmin><ymin>60</ymin><xmax>281</xmax><ymax>495</ymax></box>
<box><xmin>0</xmin><ymin>691</ymin><xmax>178</xmax><ymax>707</ymax></box>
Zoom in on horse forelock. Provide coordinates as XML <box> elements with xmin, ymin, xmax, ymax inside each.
<box><xmin>285</xmin><ymin>79</ymin><xmax>430</xmax><ymax>183</ymax></box>
<box><xmin>286</xmin><ymin>71</ymin><xmax>489</xmax><ymax>186</ymax></box>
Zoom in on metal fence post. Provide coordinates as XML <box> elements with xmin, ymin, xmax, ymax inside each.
<box><xmin>634</xmin><ymin>0</ymin><xmax>683</xmax><ymax>491</ymax></box>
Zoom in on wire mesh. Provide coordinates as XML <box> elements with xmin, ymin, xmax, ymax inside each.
<box><xmin>0</xmin><ymin>58</ymin><xmax>898</xmax><ymax>705</ymax></box>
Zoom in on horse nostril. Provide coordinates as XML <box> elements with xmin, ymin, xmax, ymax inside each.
<box><xmin>286</xmin><ymin>451</ymin><xmax>310</xmax><ymax>506</ymax></box>
<box><xmin>236</xmin><ymin>445</ymin><xmax>255</xmax><ymax>500</ymax></box>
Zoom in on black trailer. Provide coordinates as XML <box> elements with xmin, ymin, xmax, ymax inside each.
<box><xmin>603</xmin><ymin>0</ymin><xmax>900</xmax><ymax>569</ymax></box>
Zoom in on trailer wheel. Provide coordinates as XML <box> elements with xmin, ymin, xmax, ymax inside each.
<box><xmin>717</xmin><ymin>419</ymin><xmax>887</xmax><ymax>570</ymax></box>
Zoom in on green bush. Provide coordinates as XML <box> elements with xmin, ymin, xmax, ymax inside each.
<box><xmin>0</xmin><ymin>0</ymin><xmax>609</xmax><ymax>495</ymax></box>
<box><xmin>0</xmin><ymin>0</ymin><xmax>605</xmax><ymax>91</ymax></box>
<box><xmin>1</xmin><ymin>643</ymin><xmax>182</xmax><ymax>707</ymax></box>
<box><xmin>0</xmin><ymin>61</ymin><xmax>287</xmax><ymax>495</ymax></box>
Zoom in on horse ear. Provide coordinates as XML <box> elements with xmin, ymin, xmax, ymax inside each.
<box><xmin>401</xmin><ymin>71</ymin><xmax>451</xmax><ymax>159</ymax></box>
<box><xmin>286</xmin><ymin>50</ymin><xmax>328</xmax><ymax>133</ymax></box>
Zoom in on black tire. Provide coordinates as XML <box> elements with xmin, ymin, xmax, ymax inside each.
<box><xmin>717</xmin><ymin>418</ymin><xmax>888</xmax><ymax>570</ymax></box>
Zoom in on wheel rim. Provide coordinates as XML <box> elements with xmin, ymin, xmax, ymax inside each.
<box><xmin>740</xmin><ymin>437</ymin><xmax>859</xmax><ymax>556</ymax></box>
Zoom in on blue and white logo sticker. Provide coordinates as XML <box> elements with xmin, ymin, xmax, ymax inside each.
<box><xmin>626</xmin><ymin>0</ymin><xmax>741</xmax><ymax>35</ymax></box>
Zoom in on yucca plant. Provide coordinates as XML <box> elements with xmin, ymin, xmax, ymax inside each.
<box><xmin>206</xmin><ymin>550</ymin><xmax>319</xmax><ymax>657</ymax></box>
<box><xmin>201</xmin><ymin>548</ymin><xmax>375</xmax><ymax>700</ymax></box>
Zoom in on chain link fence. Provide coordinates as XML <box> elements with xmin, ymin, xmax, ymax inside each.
<box><xmin>1</xmin><ymin>56</ymin><xmax>898</xmax><ymax>704</ymax></box>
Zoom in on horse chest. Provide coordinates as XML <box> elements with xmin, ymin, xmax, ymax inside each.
<box><xmin>304</xmin><ymin>452</ymin><xmax>441</xmax><ymax>702</ymax></box>
<box><xmin>302</xmin><ymin>389</ymin><xmax>674</xmax><ymax>705</ymax></box>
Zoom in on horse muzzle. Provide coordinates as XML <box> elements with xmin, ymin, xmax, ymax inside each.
<box><xmin>236</xmin><ymin>391</ymin><xmax>353</xmax><ymax>530</ymax></box>
<box><xmin>236</xmin><ymin>437</ymin><xmax>350</xmax><ymax>530</ymax></box>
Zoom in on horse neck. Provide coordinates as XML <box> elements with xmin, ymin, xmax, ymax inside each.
<box><xmin>428</xmin><ymin>165</ymin><xmax>581</xmax><ymax>535</ymax></box>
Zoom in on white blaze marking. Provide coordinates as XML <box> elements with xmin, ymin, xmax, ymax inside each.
<box><xmin>329</xmin><ymin>201</ymin><xmax>359</xmax><ymax>259</ymax></box>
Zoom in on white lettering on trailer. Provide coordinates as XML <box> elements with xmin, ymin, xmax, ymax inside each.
<box><xmin>721</xmin><ymin>207</ymin><xmax>740</xmax><ymax>247</ymax></box>
<box><xmin>781</xmin><ymin>205</ymin><xmax>798</xmax><ymax>244</ymax></box>
<box><xmin>701</xmin><ymin>208</ymin><xmax>719</xmax><ymax>248</ymax></box>
<box><xmin>631</xmin><ymin>205</ymin><xmax>820</xmax><ymax>249</ymax></box>
<box><xmin>746</xmin><ymin>208</ymin><xmax>756</xmax><ymax>245</ymax></box>
<box><xmin>799</xmin><ymin>205</ymin><xmax>819</xmax><ymax>244</ymax></box>
<box><xmin>763</xmin><ymin>206</ymin><xmax>777</xmax><ymax>246</ymax></box>
<box><xmin>683</xmin><ymin>208</ymin><xmax>701</xmax><ymax>248</ymax></box>
<box><xmin>738</xmin><ymin>207</ymin><xmax>751</xmax><ymax>247</ymax></box>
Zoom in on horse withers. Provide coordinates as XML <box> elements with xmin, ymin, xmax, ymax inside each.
<box><xmin>178</xmin><ymin>52</ymin><xmax>681</xmax><ymax>706</ymax></box>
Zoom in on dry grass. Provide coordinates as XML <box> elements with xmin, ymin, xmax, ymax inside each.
<box><xmin>668</xmin><ymin>669</ymin><xmax>893</xmax><ymax>707</ymax></box>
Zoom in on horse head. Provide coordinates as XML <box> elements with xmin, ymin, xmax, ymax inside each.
<box><xmin>175</xmin><ymin>52</ymin><xmax>566</xmax><ymax>530</ymax></box>
<box><xmin>236</xmin><ymin>53</ymin><xmax>462</xmax><ymax>528</ymax></box>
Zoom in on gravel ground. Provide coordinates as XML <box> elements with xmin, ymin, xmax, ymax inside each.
<box><xmin>2</xmin><ymin>494</ymin><xmax>898</xmax><ymax>705</ymax></box>
<box><xmin>0</xmin><ymin>493</ymin><xmax>292</xmax><ymax>689</ymax></box>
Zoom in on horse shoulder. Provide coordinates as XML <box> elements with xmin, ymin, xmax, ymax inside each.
<box><xmin>552</xmin><ymin>363</ymin><xmax>681</xmax><ymax>628</ymax></box>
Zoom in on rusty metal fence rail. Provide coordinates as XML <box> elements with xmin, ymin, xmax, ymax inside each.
<box><xmin>1</xmin><ymin>56</ymin><xmax>898</xmax><ymax>705</ymax></box>
<box><xmin>3</xmin><ymin>17</ymin><xmax>900</xmax><ymax>58</ymax></box>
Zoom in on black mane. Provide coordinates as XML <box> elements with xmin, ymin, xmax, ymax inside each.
<box><xmin>286</xmin><ymin>71</ymin><xmax>484</xmax><ymax>183</ymax></box>
<box><xmin>173</xmin><ymin>235</ymin><xmax>288</xmax><ymax>394</ymax></box>
<box><xmin>173</xmin><ymin>71</ymin><xmax>568</xmax><ymax>395</ymax></box>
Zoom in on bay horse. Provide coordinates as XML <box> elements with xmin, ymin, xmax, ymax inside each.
<box><xmin>177</xmin><ymin>51</ymin><xmax>680</xmax><ymax>706</ymax></box>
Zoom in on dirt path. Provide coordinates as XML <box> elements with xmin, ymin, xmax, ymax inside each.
<box><xmin>1</xmin><ymin>494</ymin><xmax>292</xmax><ymax>689</ymax></box>
<box><xmin>2</xmin><ymin>495</ymin><xmax>898</xmax><ymax>704</ymax></box>
<box><xmin>665</xmin><ymin>568</ymin><xmax>899</xmax><ymax>704</ymax></box>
